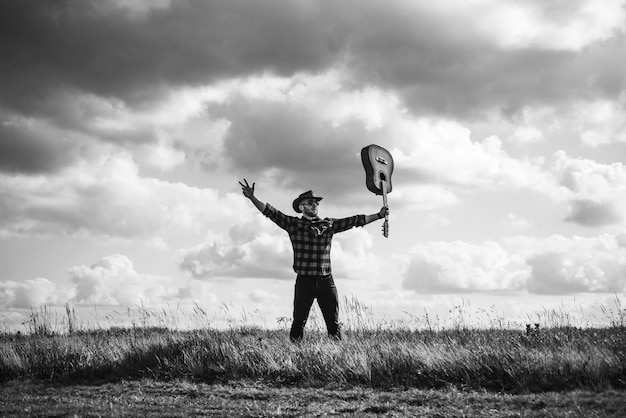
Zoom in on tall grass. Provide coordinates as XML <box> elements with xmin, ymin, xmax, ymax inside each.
<box><xmin>1</xmin><ymin>298</ymin><xmax>624</xmax><ymax>393</ymax></box>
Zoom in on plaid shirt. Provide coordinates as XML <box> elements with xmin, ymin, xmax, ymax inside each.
<box><xmin>263</xmin><ymin>203</ymin><xmax>366</xmax><ymax>276</ymax></box>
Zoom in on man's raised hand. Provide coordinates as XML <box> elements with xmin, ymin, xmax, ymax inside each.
<box><xmin>239</xmin><ymin>178</ymin><xmax>255</xmax><ymax>199</ymax></box>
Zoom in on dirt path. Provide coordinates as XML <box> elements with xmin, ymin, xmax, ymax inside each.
<box><xmin>1</xmin><ymin>380</ymin><xmax>624</xmax><ymax>417</ymax></box>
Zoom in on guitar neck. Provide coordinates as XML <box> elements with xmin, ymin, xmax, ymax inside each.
<box><xmin>380</xmin><ymin>179</ymin><xmax>389</xmax><ymax>237</ymax></box>
<box><xmin>381</xmin><ymin>180</ymin><xmax>389</xmax><ymax>218</ymax></box>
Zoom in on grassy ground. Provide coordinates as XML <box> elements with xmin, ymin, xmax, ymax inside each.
<box><xmin>1</xmin><ymin>379</ymin><xmax>625</xmax><ymax>417</ymax></box>
<box><xmin>1</xmin><ymin>302</ymin><xmax>624</xmax><ymax>416</ymax></box>
<box><xmin>1</xmin><ymin>326</ymin><xmax>625</xmax><ymax>392</ymax></box>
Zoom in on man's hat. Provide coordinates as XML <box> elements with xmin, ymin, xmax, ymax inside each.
<box><xmin>292</xmin><ymin>190</ymin><xmax>323</xmax><ymax>213</ymax></box>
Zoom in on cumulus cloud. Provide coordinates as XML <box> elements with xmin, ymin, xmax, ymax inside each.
<box><xmin>404</xmin><ymin>234</ymin><xmax>626</xmax><ymax>294</ymax></box>
<box><xmin>211</xmin><ymin>72</ymin><xmax>395</xmax><ymax>200</ymax></box>
<box><xmin>136</xmin><ymin>131</ymin><xmax>186</xmax><ymax>171</ymax></box>
<box><xmin>179</xmin><ymin>215</ymin><xmax>381</xmax><ymax>280</ymax></box>
<box><xmin>403</xmin><ymin>241</ymin><xmax>529</xmax><ymax>293</ymax></box>
<box><xmin>70</xmin><ymin>254</ymin><xmax>183</xmax><ymax>306</ymax></box>
<box><xmin>330</xmin><ymin>228</ymin><xmax>380</xmax><ymax>280</ymax></box>
<box><xmin>525</xmin><ymin>234</ymin><xmax>626</xmax><ymax>294</ymax></box>
<box><xmin>179</xmin><ymin>220</ymin><xmax>293</xmax><ymax>279</ymax></box>
<box><xmin>1</xmin><ymin>255</ymin><xmax>196</xmax><ymax>310</ymax></box>
<box><xmin>393</xmin><ymin>119</ymin><xmax>554</xmax><ymax>192</ymax></box>
<box><xmin>463</xmin><ymin>0</ymin><xmax>626</xmax><ymax>50</ymax></box>
<box><xmin>0</xmin><ymin>86</ymin><xmax>228</xmax><ymax>175</ymax></box>
<box><xmin>0</xmin><ymin>152</ymin><xmax>246</xmax><ymax>240</ymax></box>
<box><xmin>205</xmin><ymin>72</ymin><xmax>556</xmax><ymax>211</ymax></box>
<box><xmin>552</xmin><ymin>151</ymin><xmax>626</xmax><ymax>227</ymax></box>
<box><xmin>0</xmin><ymin>278</ymin><xmax>68</xmax><ymax>309</ymax></box>
<box><xmin>575</xmin><ymin>98</ymin><xmax>626</xmax><ymax>146</ymax></box>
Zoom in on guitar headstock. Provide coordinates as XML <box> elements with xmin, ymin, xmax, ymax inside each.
<box><xmin>382</xmin><ymin>220</ymin><xmax>389</xmax><ymax>238</ymax></box>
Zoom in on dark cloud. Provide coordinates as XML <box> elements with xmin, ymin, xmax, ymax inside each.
<box><xmin>0</xmin><ymin>0</ymin><xmax>347</xmax><ymax>173</ymax></box>
<box><xmin>2</xmin><ymin>0</ymin><xmax>625</xmax><ymax>177</ymax></box>
<box><xmin>565</xmin><ymin>199</ymin><xmax>623</xmax><ymax>227</ymax></box>
<box><xmin>0</xmin><ymin>0</ymin><xmax>340</xmax><ymax>114</ymax></box>
<box><xmin>339</xmin><ymin>2</ymin><xmax>626</xmax><ymax>118</ymax></box>
<box><xmin>0</xmin><ymin>117</ymin><xmax>83</xmax><ymax>174</ymax></box>
<box><xmin>213</xmin><ymin>95</ymin><xmax>385</xmax><ymax>202</ymax></box>
<box><xmin>3</xmin><ymin>0</ymin><xmax>624</xmax><ymax>121</ymax></box>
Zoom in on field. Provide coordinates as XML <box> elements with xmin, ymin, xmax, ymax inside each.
<box><xmin>1</xmin><ymin>302</ymin><xmax>625</xmax><ymax>416</ymax></box>
<box><xmin>2</xmin><ymin>380</ymin><xmax>626</xmax><ymax>417</ymax></box>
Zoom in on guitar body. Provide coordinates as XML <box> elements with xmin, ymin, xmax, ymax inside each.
<box><xmin>361</xmin><ymin>144</ymin><xmax>394</xmax><ymax>237</ymax></box>
<box><xmin>361</xmin><ymin>144</ymin><xmax>394</xmax><ymax>196</ymax></box>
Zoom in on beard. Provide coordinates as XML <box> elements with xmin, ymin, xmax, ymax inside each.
<box><xmin>303</xmin><ymin>207</ymin><xmax>318</xmax><ymax>218</ymax></box>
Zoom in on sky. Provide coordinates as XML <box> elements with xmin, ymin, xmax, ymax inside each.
<box><xmin>1</xmin><ymin>0</ymin><xmax>625</xmax><ymax>331</ymax></box>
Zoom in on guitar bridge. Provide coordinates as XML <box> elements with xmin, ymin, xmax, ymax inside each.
<box><xmin>375</xmin><ymin>156</ymin><xmax>388</xmax><ymax>165</ymax></box>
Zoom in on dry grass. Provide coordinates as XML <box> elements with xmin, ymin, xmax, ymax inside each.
<box><xmin>1</xmin><ymin>297</ymin><xmax>625</xmax><ymax>393</ymax></box>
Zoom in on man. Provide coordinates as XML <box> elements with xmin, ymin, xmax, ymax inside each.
<box><xmin>238</xmin><ymin>178</ymin><xmax>388</xmax><ymax>342</ymax></box>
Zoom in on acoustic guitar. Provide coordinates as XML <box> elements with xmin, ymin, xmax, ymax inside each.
<box><xmin>360</xmin><ymin>144</ymin><xmax>394</xmax><ymax>237</ymax></box>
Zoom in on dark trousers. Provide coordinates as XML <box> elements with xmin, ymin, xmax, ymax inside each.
<box><xmin>290</xmin><ymin>274</ymin><xmax>341</xmax><ymax>342</ymax></box>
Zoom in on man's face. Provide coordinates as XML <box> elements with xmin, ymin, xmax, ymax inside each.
<box><xmin>300</xmin><ymin>199</ymin><xmax>319</xmax><ymax>217</ymax></box>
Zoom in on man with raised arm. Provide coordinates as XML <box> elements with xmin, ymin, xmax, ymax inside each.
<box><xmin>238</xmin><ymin>178</ymin><xmax>388</xmax><ymax>342</ymax></box>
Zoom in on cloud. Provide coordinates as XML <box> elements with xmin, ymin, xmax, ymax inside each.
<box><xmin>0</xmin><ymin>152</ymin><xmax>245</xmax><ymax>240</ymax></box>
<box><xmin>575</xmin><ymin>98</ymin><xmax>626</xmax><ymax>146</ymax></box>
<box><xmin>2</xmin><ymin>0</ymin><xmax>626</xmax><ymax>328</ymax></box>
<box><xmin>552</xmin><ymin>151</ymin><xmax>626</xmax><ymax>227</ymax></box>
<box><xmin>179</xmin><ymin>215</ymin><xmax>381</xmax><ymax>280</ymax></box>
<box><xmin>203</xmin><ymin>72</ymin><xmax>558</xmax><ymax>212</ymax></box>
<box><xmin>525</xmin><ymin>234</ymin><xmax>626</xmax><ymax>294</ymax></box>
<box><xmin>213</xmin><ymin>72</ymin><xmax>387</xmax><ymax>194</ymax></box>
<box><xmin>135</xmin><ymin>131</ymin><xmax>186</xmax><ymax>171</ymax></box>
<box><xmin>179</xmin><ymin>220</ymin><xmax>293</xmax><ymax>279</ymax></box>
<box><xmin>565</xmin><ymin>200</ymin><xmax>622</xmax><ymax>227</ymax></box>
<box><xmin>334</xmin><ymin>1</ymin><xmax>626</xmax><ymax>116</ymax></box>
<box><xmin>69</xmin><ymin>254</ymin><xmax>182</xmax><ymax>306</ymax></box>
<box><xmin>331</xmin><ymin>228</ymin><xmax>380</xmax><ymax>280</ymax></box>
<box><xmin>507</xmin><ymin>213</ymin><xmax>533</xmax><ymax>229</ymax></box>
<box><xmin>0</xmin><ymin>86</ymin><xmax>227</xmax><ymax>174</ymax></box>
<box><xmin>248</xmin><ymin>289</ymin><xmax>278</xmax><ymax>304</ymax></box>
<box><xmin>0</xmin><ymin>112</ymin><xmax>89</xmax><ymax>174</ymax></box>
<box><xmin>1</xmin><ymin>0</ymin><xmax>624</xmax><ymax>189</ymax></box>
<box><xmin>403</xmin><ymin>241</ymin><xmax>529</xmax><ymax>293</ymax></box>
<box><xmin>505</xmin><ymin>96</ymin><xmax>626</xmax><ymax>149</ymax></box>
<box><xmin>393</xmin><ymin>119</ymin><xmax>554</xmax><ymax>192</ymax></box>
<box><xmin>3</xmin><ymin>0</ymin><xmax>625</xmax><ymax>135</ymax></box>
<box><xmin>0</xmin><ymin>254</ymin><xmax>202</xmax><ymax>310</ymax></box>
<box><xmin>0</xmin><ymin>0</ymin><xmax>338</xmax><ymax>113</ymax></box>
<box><xmin>463</xmin><ymin>0</ymin><xmax>626</xmax><ymax>50</ymax></box>
<box><xmin>0</xmin><ymin>278</ymin><xmax>67</xmax><ymax>309</ymax></box>
<box><xmin>403</xmin><ymin>234</ymin><xmax>626</xmax><ymax>294</ymax></box>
